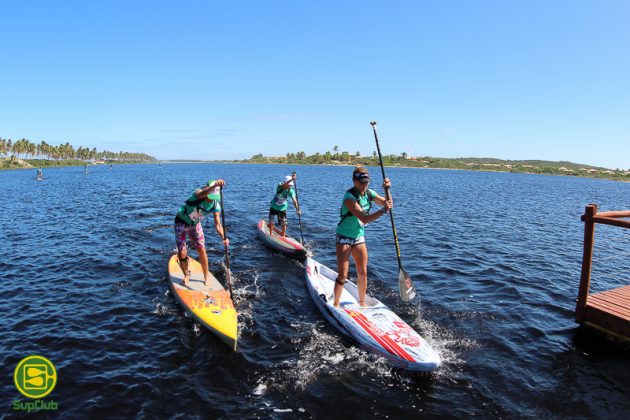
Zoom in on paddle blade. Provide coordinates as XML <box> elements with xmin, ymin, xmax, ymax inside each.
<box><xmin>398</xmin><ymin>268</ymin><xmax>416</xmax><ymax>302</ymax></box>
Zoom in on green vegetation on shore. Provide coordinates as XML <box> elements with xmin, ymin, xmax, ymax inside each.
<box><xmin>241</xmin><ymin>150</ymin><xmax>630</xmax><ymax>182</ymax></box>
<box><xmin>0</xmin><ymin>136</ymin><xmax>156</xmax><ymax>170</ymax></box>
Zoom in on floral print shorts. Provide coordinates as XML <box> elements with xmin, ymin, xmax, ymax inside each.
<box><xmin>175</xmin><ymin>222</ymin><xmax>205</xmax><ymax>253</ymax></box>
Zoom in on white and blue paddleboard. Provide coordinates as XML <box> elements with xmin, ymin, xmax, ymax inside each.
<box><xmin>304</xmin><ymin>257</ymin><xmax>440</xmax><ymax>372</ymax></box>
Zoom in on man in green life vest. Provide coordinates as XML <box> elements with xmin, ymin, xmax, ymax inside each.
<box><xmin>174</xmin><ymin>179</ymin><xmax>229</xmax><ymax>286</ymax></box>
<box><xmin>268</xmin><ymin>174</ymin><xmax>301</xmax><ymax>237</ymax></box>
<box><xmin>334</xmin><ymin>166</ymin><xmax>392</xmax><ymax>308</ymax></box>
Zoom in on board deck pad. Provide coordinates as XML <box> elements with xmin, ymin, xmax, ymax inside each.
<box><xmin>168</xmin><ymin>254</ymin><xmax>238</xmax><ymax>351</ymax></box>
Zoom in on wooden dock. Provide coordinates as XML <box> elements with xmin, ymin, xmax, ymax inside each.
<box><xmin>576</xmin><ymin>204</ymin><xmax>630</xmax><ymax>342</ymax></box>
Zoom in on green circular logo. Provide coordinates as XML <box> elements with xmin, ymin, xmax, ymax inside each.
<box><xmin>14</xmin><ymin>355</ymin><xmax>57</xmax><ymax>399</ymax></box>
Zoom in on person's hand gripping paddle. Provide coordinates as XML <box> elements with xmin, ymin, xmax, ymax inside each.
<box><xmin>370</xmin><ymin>121</ymin><xmax>416</xmax><ymax>302</ymax></box>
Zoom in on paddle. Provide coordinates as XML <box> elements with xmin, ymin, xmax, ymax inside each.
<box><xmin>370</xmin><ymin>121</ymin><xmax>417</xmax><ymax>302</ymax></box>
<box><xmin>291</xmin><ymin>171</ymin><xmax>305</xmax><ymax>245</ymax></box>
<box><xmin>219</xmin><ymin>186</ymin><xmax>233</xmax><ymax>298</ymax></box>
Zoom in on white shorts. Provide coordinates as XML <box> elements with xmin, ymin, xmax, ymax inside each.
<box><xmin>335</xmin><ymin>234</ymin><xmax>366</xmax><ymax>247</ymax></box>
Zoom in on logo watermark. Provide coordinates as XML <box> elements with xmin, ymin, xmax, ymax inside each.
<box><xmin>12</xmin><ymin>355</ymin><xmax>59</xmax><ymax>412</ymax></box>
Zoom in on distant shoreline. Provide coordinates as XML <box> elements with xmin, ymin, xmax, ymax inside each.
<box><xmin>0</xmin><ymin>157</ymin><xmax>154</xmax><ymax>171</ymax></box>
<box><xmin>3</xmin><ymin>156</ymin><xmax>629</xmax><ymax>183</ymax></box>
<box><xmin>154</xmin><ymin>159</ymin><xmax>630</xmax><ymax>183</ymax></box>
<box><xmin>201</xmin><ymin>159</ymin><xmax>628</xmax><ymax>183</ymax></box>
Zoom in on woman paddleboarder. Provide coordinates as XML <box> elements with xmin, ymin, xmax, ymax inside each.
<box><xmin>174</xmin><ymin>179</ymin><xmax>229</xmax><ymax>287</ymax></box>
<box><xmin>267</xmin><ymin>173</ymin><xmax>301</xmax><ymax>238</ymax></box>
<box><xmin>334</xmin><ymin>166</ymin><xmax>392</xmax><ymax>308</ymax></box>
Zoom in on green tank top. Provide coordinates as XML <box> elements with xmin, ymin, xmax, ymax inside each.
<box><xmin>336</xmin><ymin>188</ymin><xmax>376</xmax><ymax>239</ymax></box>
<box><xmin>175</xmin><ymin>190</ymin><xmax>217</xmax><ymax>225</ymax></box>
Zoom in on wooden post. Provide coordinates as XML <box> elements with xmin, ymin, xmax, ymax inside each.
<box><xmin>576</xmin><ymin>204</ymin><xmax>597</xmax><ymax>323</ymax></box>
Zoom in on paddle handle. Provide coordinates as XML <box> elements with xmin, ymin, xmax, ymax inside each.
<box><xmin>371</xmin><ymin>121</ymin><xmax>403</xmax><ymax>270</ymax></box>
<box><xmin>219</xmin><ymin>187</ymin><xmax>233</xmax><ymax>297</ymax></box>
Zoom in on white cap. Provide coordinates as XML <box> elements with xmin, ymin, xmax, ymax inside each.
<box><xmin>283</xmin><ymin>175</ymin><xmax>294</xmax><ymax>186</ymax></box>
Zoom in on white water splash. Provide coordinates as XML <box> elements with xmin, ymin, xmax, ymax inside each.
<box><xmin>253</xmin><ymin>383</ymin><xmax>267</xmax><ymax>396</ymax></box>
<box><xmin>153</xmin><ymin>302</ymin><xmax>178</xmax><ymax>317</ymax></box>
<box><xmin>286</xmin><ymin>325</ymin><xmax>393</xmax><ymax>389</ymax></box>
<box><xmin>273</xmin><ymin>408</ymin><xmax>292</xmax><ymax>413</ymax></box>
<box><xmin>410</xmin><ymin>312</ymin><xmax>477</xmax><ymax>382</ymax></box>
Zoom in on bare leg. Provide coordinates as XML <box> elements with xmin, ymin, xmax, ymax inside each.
<box><xmin>281</xmin><ymin>224</ymin><xmax>287</xmax><ymax>237</ymax></box>
<box><xmin>351</xmin><ymin>244</ymin><xmax>369</xmax><ymax>307</ymax></box>
<box><xmin>198</xmin><ymin>246</ymin><xmax>211</xmax><ymax>287</ymax></box>
<box><xmin>334</xmin><ymin>243</ymin><xmax>352</xmax><ymax>307</ymax></box>
<box><xmin>178</xmin><ymin>249</ymin><xmax>190</xmax><ymax>285</ymax></box>
<box><xmin>269</xmin><ymin>222</ymin><xmax>274</xmax><ymax>236</ymax></box>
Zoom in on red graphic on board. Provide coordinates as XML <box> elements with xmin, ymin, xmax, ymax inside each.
<box><xmin>386</xmin><ymin>321</ymin><xmax>421</xmax><ymax>347</ymax></box>
<box><xmin>345</xmin><ymin>309</ymin><xmax>415</xmax><ymax>362</ymax></box>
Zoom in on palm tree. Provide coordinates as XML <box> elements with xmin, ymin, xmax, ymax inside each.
<box><xmin>28</xmin><ymin>141</ymin><xmax>36</xmax><ymax>158</ymax></box>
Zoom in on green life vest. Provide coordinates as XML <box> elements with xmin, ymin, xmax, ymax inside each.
<box><xmin>270</xmin><ymin>184</ymin><xmax>295</xmax><ymax>211</ymax></box>
<box><xmin>336</xmin><ymin>188</ymin><xmax>376</xmax><ymax>239</ymax></box>
<box><xmin>175</xmin><ymin>190</ymin><xmax>217</xmax><ymax>225</ymax></box>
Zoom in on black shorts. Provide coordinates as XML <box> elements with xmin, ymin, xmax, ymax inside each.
<box><xmin>268</xmin><ymin>208</ymin><xmax>288</xmax><ymax>226</ymax></box>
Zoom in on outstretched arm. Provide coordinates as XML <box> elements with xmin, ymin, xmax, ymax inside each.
<box><xmin>213</xmin><ymin>213</ymin><xmax>229</xmax><ymax>247</ymax></box>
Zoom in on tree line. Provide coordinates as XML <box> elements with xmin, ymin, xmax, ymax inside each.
<box><xmin>0</xmin><ymin>137</ymin><xmax>155</xmax><ymax>162</ymax></box>
<box><xmin>243</xmin><ymin>147</ymin><xmax>630</xmax><ymax>182</ymax></box>
<box><xmin>247</xmin><ymin>145</ymin><xmax>404</xmax><ymax>165</ymax></box>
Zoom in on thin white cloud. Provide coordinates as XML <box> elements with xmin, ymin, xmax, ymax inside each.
<box><xmin>201</xmin><ymin>113</ymin><xmax>322</xmax><ymax>123</ymax></box>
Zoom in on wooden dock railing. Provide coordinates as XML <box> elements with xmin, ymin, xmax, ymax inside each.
<box><xmin>576</xmin><ymin>204</ymin><xmax>630</xmax><ymax>330</ymax></box>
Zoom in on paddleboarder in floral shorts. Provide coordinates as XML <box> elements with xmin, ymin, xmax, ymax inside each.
<box><xmin>334</xmin><ymin>166</ymin><xmax>392</xmax><ymax>308</ymax></box>
<box><xmin>268</xmin><ymin>174</ymin><xmax>301</xmax><ymax>237</ymax></box>
<box><xmin>174</xmin><ymin>179</ymin><xmax>229</xmax><ymax>286</ymax></box>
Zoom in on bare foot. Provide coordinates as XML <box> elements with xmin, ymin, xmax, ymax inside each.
<box><xmin>182</xmin><ymin>275</ymin><xmax>190</xmax><ymax>286</ymax></box>
<box><xmin>359</xmin><ymin>301</ymin><xmax>366</xmax><ymax>308</ymax></box>
<box><xmin>204</xmin><ymin>279</ymin><xmax>211</xmax><ymax>288</ymax></box>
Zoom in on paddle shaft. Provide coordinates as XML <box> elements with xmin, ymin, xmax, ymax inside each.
<box><xmin>219</xmin><ymin>187</ymin><xmax>233</xmax><ymax>297</ymax></box>
<box><xmin>291</xmin><ymin>171</ymin><xmax>305</xmax><ymax>244</ymax></box>
<box><xmin>371</xmin><ymin>122</ymin><xmax>404</xmax><ymax>270</ymax></box>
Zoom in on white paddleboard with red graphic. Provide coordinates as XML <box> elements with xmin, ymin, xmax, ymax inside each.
<box><xmin>304</xmin><ymin>257</ymin><xmax>440</xmax><ymax>372</ymax></box>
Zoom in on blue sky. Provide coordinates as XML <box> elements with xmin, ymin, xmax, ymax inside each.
<box><xmin>1</xmin><ymin>1</ymin><xmax>629</xmax><ymax>168</ymax></box>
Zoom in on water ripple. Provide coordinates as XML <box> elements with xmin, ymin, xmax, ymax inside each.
<box><xmin>1</xmin><ymin>164</ymin><xmax>629</xmax><ymax>417</ymax></box>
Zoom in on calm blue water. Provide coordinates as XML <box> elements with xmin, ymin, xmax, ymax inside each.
<box><xmin>1</xmin><ymin>163</ymin><xmax>629</xmax><ymax>418</ymax></box>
